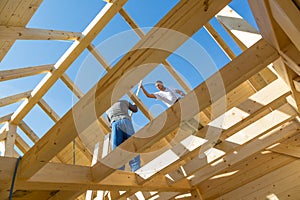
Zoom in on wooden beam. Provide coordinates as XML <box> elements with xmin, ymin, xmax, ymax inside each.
<box><xmin>199</xmin><ymin>151</ymin><xmax>296</xmax><ymax>199</ymax></box>
<box><xmin>248</xmin><ymin>0</ymin><xmax>290</xmax><ymax>50</ymax></box>
<box><xmin>92</xmin><ymin>39</ymin><xmax>278</xmax><ymax>182</ymax></box>
<box><xmin>279</xmin><ymin>43</ymin><xmax>300</xmax><ymax>76</ymax></box>
<box><xmin>0</xmin><ymin>131</ymin><xmax>7</xmax><ymax>141</ymax></box>
<box><xmin>269</xmin><ymin>0</ymin><xmax>300</xmax><ymax>52</ymax></box>
<box><xmin>37</xmin><ymin>99</ymin><xmax>60</xmax><ymax>122</ymax></box>
<box><xmin>47</xmin><ymin>191</ymin><xmax>86</xmax><ymax>200</ymax></box>
<box><xmin>216</xmin><ymin>5</ymin><xmax>278</xmax><ymax>91</ymax></box>
<box><xmin>0</xmin><ymin>157</ymin><xmax>191</xmax><ymax>192</ymax></box>
<box><xmin>60</xmin><ymin>73</ymin><xmax>84</xmax><ymax>99</ymax></box>
<box><xmin>249</xmin><ymin>0</ymin><xmax>300</xmax><ymax>113</ymax></box>
<box><xmin>273</xmin><ymin>59</ymin><xmax>300</xmax><ymax>113</ymax></box>
<box><xmin>0</xmin><ymin>113</ymin><xmax>12</xmax><ymax>124</ymax></box>
<box><xmin>10</xmin><ymin>0</ymin><xmax>128</xmax><ymax>125</ymax></box>
<box><xmin>0</xmin><ymin>0</ymin><xmax>44</xmax><ymax>61</ymax></box>
<box><xmin>167</xmin><ymin>102</ymin><xmax>296</xmax><ymax>184</ymax></box>
<box><xmin>4</xmin><ymin>123</ymin><xmax>17</xmax><ymax>157</ymax></box>
<box><xmin>204</xmin><ymin>22</ymin><xmax>236</xmax><ymax>60</ymax></box>
<box><xmin>15</xmin><ymin>134</ymin><xmax>30</xmax><ymax>153</ymax></box>
<box><xmin>0</xmin><ymin>26</ymin><xmax>83</xmax><ymax>40</ymax></box>
<box><xmin>269</xmin><ymin>132</ymin><xmax>300</xmax><ymax>158</ymax></box>
<box><xmin>135</xmin><ymin>86</ymin><xmax>290</xmax><ymax>186</ymax></box>
<box><xmin>19</xmin><ymin>0</ymin><xmax>232</xmax><ymax>180</ymax></box>
<box><xmin>217</xmin><ymin>159</ymin><xmax>300</xmax><ymax>199</ymax></box>
<box><xmin>0</xmin><ymin>90</ymin><xmax>31</xmax><ymax>107</ymax></box>
<box><xmin>216</xmin><ymin>5</ymin><xmax>261</xmax><ymax>48</ymax></box>
<box><xmin>18</xmin><ymin>120</ymin><xmax>39</xmax><ymax>142</ymax></box>
<box><xmin>189</xmin><ymin>119</ymin><xmax>300</xmax><ymax>186</ymax></box>
<box><xmin>0</xmin><ymin>64</ymin><xmax>54</xmax><ymax>82</ymax></box>
<box><xmin>271</xmin><ymin>143</ymin><xmax>300</xmax><ymax>158</ymax></box>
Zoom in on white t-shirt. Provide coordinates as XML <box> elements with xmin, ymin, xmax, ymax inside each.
<box><xmin>154</xmin><ymin>87</ymin><xmax>178</xmax><ymax>107</ymax></box>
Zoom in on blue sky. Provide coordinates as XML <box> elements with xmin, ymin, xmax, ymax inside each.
<box><xmin>0</xmin><ymin>0</ymin><xmax>258</xmax><ymax>152</ymax></box>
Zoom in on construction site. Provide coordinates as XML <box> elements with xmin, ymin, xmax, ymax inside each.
<box><xmin>0</xmin><ymin>0</ymin><xmax>300</xmax><ymax>199</ymax></box>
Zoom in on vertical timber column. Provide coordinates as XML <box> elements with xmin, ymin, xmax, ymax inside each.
<box><xmin>4</xmin><ymin>123</ymin><xmax>17</xmax><ymax>157</ymax></box>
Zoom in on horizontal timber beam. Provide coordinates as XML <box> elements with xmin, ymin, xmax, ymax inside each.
<box><xmin>0</xmin><ymin>65</ymin><xmax>54</xmax><ymax>82</ymax></box>
<box><xmin>0</xmin><ymin>90</ymin><xmax>31</xmax><ymax>107</ymax></box>
<box><xmin>0</xmin><ymin>26</ymin><xmax>83</xmax><ymax>40</ymax></box>
<box><xmin>0</xmin><ymin>157</ymin><xmax>191</xmax><ymax>192</ymax></box>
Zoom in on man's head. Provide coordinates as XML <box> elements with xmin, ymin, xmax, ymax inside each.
<box><xmin>155</xmin><ymin>80</ymin><xmax>165</xmax><ymax>91</ymax></box>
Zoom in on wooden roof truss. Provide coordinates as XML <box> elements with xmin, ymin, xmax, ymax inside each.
<box><xmin>0</xmin><ymin>0</ymin><xmax>300</xmax><ymax>199</ymax></box>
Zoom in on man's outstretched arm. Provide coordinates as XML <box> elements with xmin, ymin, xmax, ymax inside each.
<box><xmin>141</xmin><ymin>84</ymin><xmax>156</xmax><ymax>99</ymax></box>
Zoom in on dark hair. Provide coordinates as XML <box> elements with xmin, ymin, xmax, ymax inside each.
<box><xmin>156</xmin><ymin>80</ymin><xmax>163</xmax><ymax>84</ymax></box>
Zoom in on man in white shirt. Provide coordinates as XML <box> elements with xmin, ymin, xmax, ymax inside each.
<box><xmin>140</xmin><ymin>80</ymin><xmax>185</xmax><ymax>107</ymax></box>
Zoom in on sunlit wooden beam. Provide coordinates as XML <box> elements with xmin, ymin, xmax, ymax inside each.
<box><xmin>0</xmin><ymin>26</ymin><xmax>82</xmax><ymax>40</ymax></box>
<box><xmin>0</xmin><ymin>65</ymin><xmax>54</xmax><ymax>82</ymax></box>
<box><xmin>0</xmin><ymin>90</ymin><xmax>31</xmax><ymax>107</ymax></box>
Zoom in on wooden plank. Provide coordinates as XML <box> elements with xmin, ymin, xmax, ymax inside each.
<box><xmin>46</xmin><ymin>190</ymin><xmax>85</xmax><ymax>200</ymax></box>
<box><xmin>4</xmin><ymin>124</ymin><xmax>17</xmax><ymax>157</ymax></box>
<box><xmin>10</xmin><ymin>0</ymin><xmax>129</xmax><ymax>125</ymax></box>
<box><xmin>0</xmin><ymin>40</ymin><xmax>13</xmax><ymax>61</ymax></box>
<box><xmin>204</xmin><ymin>22</ymin><xmax>236</xmax><ymax>59</ymax></box>
<box><xmin>18</xmin><ymin>120</ymin><xmax>39</xmax><ymax>142</ymax></box>
<box><xmin>92</xmin><ymin>39</ymin><xmax>278</xmax><ymax>182</ymax></box>
<box><xmin>0</xmin><ymin>157</ymin><xmax>191</xmax><ymax>192</ymax></box>
<box><xmin>189</xmin><ymin>118</ymin><xmax>299</xmax><ymax>186</ymax></box>
<box><xmin>0</xmin><ymin>64</ymin><xmax>54</xmax><ymax>82</ymax></box>
<box><xmin>7</xmin><ymin>0</ymin><xmax>43</xmax><ymax>26</ymax></box>
<box><xmin>249</xmin><ymin>0</ymin><xmax>300</xmax><ymax>114</ymax></box>
<box><xmin>0</xmin><ymin>0</ymin><xmax>43</xmax><ymax>61</ymax></box>
<box><xmin>87</xmin><ymin>44</ymin><xmax>110</xmax><ymax>70</ymax></box>
<box><xmin>37</xmin><ymin>98</ymin><xmax>60</xmax><ymax>122</ymax></box>
<box><xmin>0</xmin><ymin>90</ymin><xmax>31</xmax><ymax>107</ymax></box>
<box><xmin>60</xmin><ymin>73</ymin><xmax>84</xmax><ymax>99</ymax></box>
<box><xmin>137</xmin><ymin>89</ymin><xmax>290</xmax><ymax>187</ymax></box>
<box><xmin>248</xmin><ymin>0</ymin><xmax>290</xmax><ymax>50</ymax></box>
<box><xmin>15</xmin><ymin>134</ymin><xmax>30</xmax><ymax>153</ymax></box>
<box><xmin>0</xmin><ymin>131</ymin><xmax>7</xmax><ymax>141</ymax></box>
<box><xmin>0</xmin><ymin>0</ymin><xmax>8</xmax><ymax>15</ymax></box>
<box><xmin>119</xmin><ymin>8</ymin><xmax>144</xmax><ymax>38</ymax></box>
<box><xmin>167</xmin><ymin>102</ymin><xmax>296</xmax><ymax>183</ymax></box>
<box><xmin>271</xmin><ymin>143</ymin><xmax>300</xmax><ymax>158</ymax></box>
<box><xmin>269</xmin><ymin>0</ymin><xmax>300</xmax><ymax>52</ymax></box>
<box><xmin>0</xmin><ymin>113</ymin><xmax>12</xmax><ymax>124</ymax></box>
<box><xmin>0</xmin><ymin>0</ymin><xmax>20</xmax><ymax>25</ymax></box>
<box><xmin>216</xmin><ymin>5</ymin><xmax>276</xmax><ymax>91</ymax></box>
<box><xmin>200</xmin><ymin>152</ymin><xmax>295</xmax><ymax>199</ymax></box>
<box><xmin>0</xmin><ymin>26</ymin><xmax>83</xmax><ymax>40</ymax></box>
<box><xmin>217</xmin><ymin>159</ymin><xmax>300</xmax><ymax>199</ymax></box>
<box><xmin>38</xmin><ymin>99</ymin><xmax>94</xmax><ymax>163</ymax></box>
<box><xmin>279</xmin><ymin>43</ymin><xmax>300</xmax><ymax>76</ymax></box>
<box><xmin>120</xmin><ymin>80</ymin><xmax>283</xmax><ymax>200</ymax></box>
<box><xmin>216</xmin><ymin>5</ymin><xmax>261</xmax><ymax>48</ymax></box>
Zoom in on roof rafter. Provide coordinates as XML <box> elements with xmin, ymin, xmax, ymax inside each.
<box><xmin>0</xmin><ymin>26</ymin><xmax>83</xmax><ymax>40</ymax></box>
<box><xmin>0</xmin><ymin>64</ymin><xmax>54</xmax><ymax>82</ymax></box>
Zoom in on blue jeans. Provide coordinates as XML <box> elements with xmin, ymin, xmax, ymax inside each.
<box><xmin>111</xmin><ymin>118</ymin><xmax>140</xmax><ymax>172</ymax></box>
